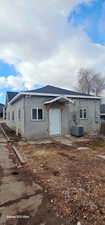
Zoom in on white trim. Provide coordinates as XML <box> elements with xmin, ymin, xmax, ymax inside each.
<box><xmin>22</xmin><ymin>92</ymin><xmax>101</xmax><ymax>99</ymax></box>
<box><xmin>8</xmin><ymin>92</ymin><xmax>101</xmax><ymax>104</ymax></box>
<box><xmin>44</xmin><ymin>96</ymin><xmax>74</xmax><ymax>104</ymax></box>
<box><xmin>9</xmin><ymin>93</ymin><xmax>21</xmax><ymax>104</ymax></box>
<box><xmin>31</xmin><ymin>107</ymin><xmax>44</xmax><ymax>121</ymax></box>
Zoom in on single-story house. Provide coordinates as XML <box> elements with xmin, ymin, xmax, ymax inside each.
<box><xmin>100</xmin><ymin>104</ymin><xmax>105</xmax><ymax>121</ymax></box>
<box><xmin>5</xmin><ymin>85</ymin><xmax>101</xmax><ymax>138</ymax></box>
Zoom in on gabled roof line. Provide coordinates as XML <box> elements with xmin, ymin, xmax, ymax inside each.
<box><xmin>6</xmin><ymin>91</ymin><xmax>18</xmax><ymax>104</ymax></box>
<box><xmin>25</xmin><ymin>85</ymin><xmax>92</xmax><ymax>96</ymax></box>
<box><xmin>44</xmin><ymin>96</ymin><xmax>74</xmax><ymax>105</ymax></box>
<box><xmin>9</xmin><ymin>92</ymin><xmax>101</xmax><ymax>105</ymax></box>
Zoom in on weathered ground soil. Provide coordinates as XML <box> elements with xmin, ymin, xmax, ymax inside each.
<box><xmin>13</xmin><ymin>135</ymin><xmax>105</xmax><ymax>225</ymax></box>
<box><xmin>2</xmin><ymin>123</ymin><xmax>105</xmax><ymax>225</ymax></box>
<box><xmin>0</xmin><ymin>126</ymin><xmax>64</xmax><ymax>225</ymax></box>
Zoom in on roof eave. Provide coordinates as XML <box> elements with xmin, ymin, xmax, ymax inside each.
<box><xmin>9</xmin><ymin>92</ymin><xmax>101</xmax><ymax>104</ymax></box>
<box><xmin>9</xmin><ymin>93</ymin><xmax>23</xmax><ymax>104</ymax></box>
<box><xmin>23</xmin><ymin>92</ymin><xmax>101</xmax><ymax>99</ymax></box>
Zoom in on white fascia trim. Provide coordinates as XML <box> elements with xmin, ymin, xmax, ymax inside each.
<box><xmin>44</xmin><ymin>96</ymin><xmax>74</xmax><ymax>104</ymax></box>
<box><xmin>8</xmin><ymin>93</ymin><xmax>23</xmax><ymax>105</ymax></box>
<box><xmin>100</xmin><ymin>113</ymin><xmax>105</xmax><ymax>116</ymax></box>
<box><xmin>22</xmin><ymin>92</ymin><xmax>101</xmax><ymax>99</ymax></box>
<box><xmin>9</xmin><ymin>92</ymin><xmax>101</xmax><ymax>104</ymax></box>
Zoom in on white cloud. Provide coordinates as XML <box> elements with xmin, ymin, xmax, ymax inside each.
<box><xmin>16</xmin><ymin>29</ymin><xmax>105</xmax><ymax>90</ymax></box>
<box><xmin>0</xmin><ymin>0</ymin><xmax>105</xmax><ymax>92</ymax></box>
<box><xmin>0</xmin><ymin>75</ymin><xmax>24</xmax><ymax>90</ymax></box>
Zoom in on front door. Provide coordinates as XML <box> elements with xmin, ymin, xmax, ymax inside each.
<box><xmin>49</xmin><ymin>108</ymin><xmax>61</xmax><ymax>136</ymax></box>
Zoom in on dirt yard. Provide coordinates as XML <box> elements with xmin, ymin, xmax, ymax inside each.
<box><xmin>13</xmin><ymin>135</ymin><xmax>105</xmax><ymax>225</ymax></box>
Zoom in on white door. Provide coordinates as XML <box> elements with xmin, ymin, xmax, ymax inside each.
<box><xmin>49</xmin><ymin>108</ymin><xmax>61</xmax><ymax>135</ymax></box>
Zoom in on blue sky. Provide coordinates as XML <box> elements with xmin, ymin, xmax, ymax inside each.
<box><xmin>69</xmin><ymin>0</ymin><xmax>105</xmax><ymax>44</ymax></box>
<box><xmin>0</xmin><ymin>61</ymin><xmax>18</xmax><ymax>102</ymax></box>
<box><xmin>0</xmin><ymin>0</ymin><xmax>105</xmax><ymax>104</ymax></box>
<box><xmin>0</xmin><ymin>62</ymin><xmax>18</xmax><ymax>103</ymax></box>
<box><xmin>0</xmin><ymin>61</ymin><xmax>18</xmax><ymax>77</ymax></box>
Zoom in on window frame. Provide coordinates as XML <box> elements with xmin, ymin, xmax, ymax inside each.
<box><xmin>80</xmin><ymin>108</ymin><xmax>88</xmax><ymax>120</ymax></box>
<box><xmin>31</xmin><ymin>107</ymin><xmax>44</xmax><ymax>121</ymax></box>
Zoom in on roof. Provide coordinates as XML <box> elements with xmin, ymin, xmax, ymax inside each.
<box><xmin>27</xmin><ymin>85</ymin><xmax>92</xmax><ymax>96</ymax></box>
<box><xmin>100</xmin><ymin>104</ymin><xmax>105</xmax><ymax>114</ymax></box>
<box><xmin>0</xmin><ymin>103</ymin><xmax>4</xmax><ymax>113</ymax></box>
<box><xmin>8</xmin><ymin>85</ymin><xmax>101</xmax><ymax>105</ymax></box>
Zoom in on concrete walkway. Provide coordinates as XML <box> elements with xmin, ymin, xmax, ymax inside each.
<box><xmin>0</xmin><ymin>133</ymin><xmax>43</xmax><ymax>225</ymax></box>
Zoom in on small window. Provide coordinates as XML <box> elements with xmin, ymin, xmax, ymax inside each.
<box><xmin>38</xmin><ymin>109</ymin><xmax>43</xmax><ymax>120</ymax></box>
<box><xmin>12</xmin><ymin>111</ymin><xmax>14</xmax><ymax>121</ymax></box>
<box><xmin>32</xmin><ymin>108</ymin><xmax>37</xmax><ymax>120</ymax></box>
<box><xmin>8</xmin><ymin>112</ymin><xmax>10</xmax><ymax>120</ymax></box>
<box><xmin>80</xmin><ymin>108</ymin><xmax>87</xmax><ymax>119</ymax></box>
<box><xmin>80</xmin><ymin>109</ymin><xmax>82</xmax><ymax>119</ymax></box>
<box><xmin>84</xmin><ymin>109</ymin><xmax>87</xmax><ymax>118</ymax></box>
<box><xmin>18</xmin><ymin>109</ymin><xmax>21</xmax><ymax>120</ymax></box>
<box><xmin>32</xmin><ymin>108</ymin><xmax>43</xmax><ymax>120</ymax></box>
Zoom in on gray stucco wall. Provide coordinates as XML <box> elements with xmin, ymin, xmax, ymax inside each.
<box><xmin>6</xmin><ymin>95</ymin><xmax>101</xmax><ymax>138</ymax></box>
<box><xmin>61</xmin><ymin>98</ymin><xmax>100</xmax><ymax>135</ymax></box>
<box><xmin>6</xmin><ymin>97</ymin><xmax>25</xmax><ymax>136</ymax></box>
<box><xmin>72</xmin><ymin>98</ymin><xmax>101</xmax><ymax>134</ymax></box>
<box><xmin>24</xmin><ymin>96</ymin><xmax>49</xmax><ymax>138</ymax></box>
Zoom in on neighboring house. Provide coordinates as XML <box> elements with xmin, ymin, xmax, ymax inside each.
<box><xmin>4</xmin><ymin>92</ymin><xmax>18</xmax><ymax>120</ymax></box>
<box><xmin>5</xmin><ymin>85</ymin><xmax>101</xmax><ymax>138</ymax></box>
<box><xmin>0</xmin><ymin>103</ymin><xmax>4</xmax><ymax>118</ymax></box>
<box><xmin>100</xmin><ymin>104</ymin><xmax>105</xmax><ymax>121</ymax></box>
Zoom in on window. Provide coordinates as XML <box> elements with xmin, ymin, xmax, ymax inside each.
<box><xmin>80</xmin><ymin>108</ymin><xmax>87</xmax><ymax>119</ymax></box>
<box><xmin>32</xmin><ymin>108</ymin><xmax>43</xmax><ymax>120</ymax></box>
<box><xmin>18</xmin><ymin>109</ymin><xmax>21</xmax><ymax>120</ymax></box>
<box><xmin>32</xmin><ymin>108</ymin><xmax>37</xmax><ymax>120</ymax></box>
<box><xmin>80</xmin><ymin>109</ymin><xmax>82</xmax><ymax>119</ymax></box>
<box><xmin>12</xmin><ymin>111</ymin><xmax>14</xmax><ymax>121</ymax></box>
<box><xmin>38</xmin><ymin>109</ymin><xmax>43</xmax><ymax>120</ymax></box>
<box><xmin>8</xmin><ymin>112</ymin><xmax>10</xmax><ymax>120</ymax></box>
<box><xmin>84</xmin><ymin>109</ymin><xmax>87</xmax><ymax>119</ymax></box>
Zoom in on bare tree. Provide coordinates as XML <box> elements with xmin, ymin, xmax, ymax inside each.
<box><xmin>77</xmin><ymin>68</ymin><xmax>105</xmax><ymax>95</ymax></box>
